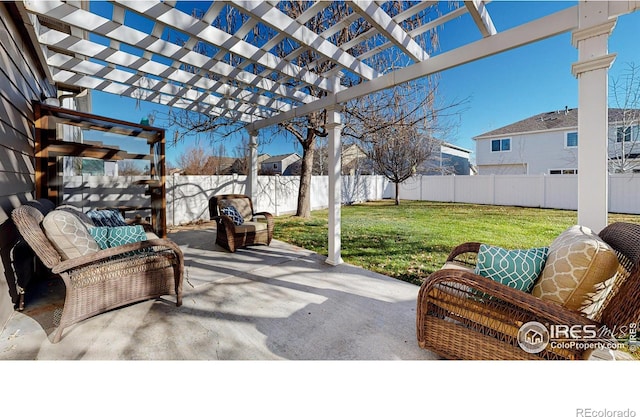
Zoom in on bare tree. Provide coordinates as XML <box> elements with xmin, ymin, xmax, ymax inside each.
<box><xmin>344</xmin><ymin>79</ymin><xmax>466</xmax><ymax>204</ymax></box>
<box><xmin>162</xmin><ymin>2</ymin><xmax>443</xmax><ymax>217</ymax></box>
<box><xmin>231</xmin><ymin>137</ymin><xmax>250</xmax><ymax>175</ymax></box>
<box><xmin>177</xmin><ymin>145</ymin><xmax>212</xmax><ymax>174</ymax></box>
<box><xmin>202</xmin><ymin>143</ymin><xmax>228</xmax><ymax>174</ymax></box>
<box><xmin>118</xmin><ymin>160</ymin><xmax>145</xmax><ymax>176</ymax></box>
<box><xmin>346</xmin><ymin>83</ymin><xmax>439</xmax><ymax>204</ymax></box>
<box><xmin>370</xmin><ymin>126</ymin><xmax>436</xmax><ymax>204</ymax></box>
<box><xmin>609</xmin><ymin>62</ymin><xmax>640</xmax><ymax>173</ymax></box>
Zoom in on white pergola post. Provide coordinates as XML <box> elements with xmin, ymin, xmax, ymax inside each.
<box><xmin>572</xmin><ymin>2</ymin><xmax>617</xmax><ymax>233</ymax></box>
<box><xmin>326</xmin><ymin>103</ymin><xmax>343</xmax><ymax>266</ymax></box>
<box><xmin>247</xmin><ymin>129</ymin><xmax>259</xmax><ymax>202</ymax></box>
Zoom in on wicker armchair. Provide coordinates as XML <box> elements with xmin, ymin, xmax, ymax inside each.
<box><xmin>209</xmin><ymin>194</ymin><xmax>274</xmax><ymax>253</ymax></box>
<box><xmin>11</xmin><ymin>200</ymin><xmax>183</xmax><ymax>343</ymax></box>
<box><xmin>416</xmin><ymin>222</ymin><xmax>640</xmax><ymax>360</ymax></box>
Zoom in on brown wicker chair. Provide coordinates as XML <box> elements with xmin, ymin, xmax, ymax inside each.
<box><xmin>209</xmin><ymin>194</ymin><xmax>274</xmax><ymax>253</ymax></box>
<box><xmin>11</xmin><ymin>200</ymin><xmax>183</xmax><ymax>343</ymax></box>
<box><xmin>416</xmin><ymin>222</ymin><xmax>640</xmax><ymax>360</ymax></box>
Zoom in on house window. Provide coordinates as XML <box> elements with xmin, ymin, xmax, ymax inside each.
<box><xmin>566</xmin><ymin>132</ymin><xmax>578</xmax><ymax>148</ymax></box>
<box><xmin>273</xmin><ymin>163</ymin><xmax>278</xmax><ymax>169</ymax></box>
<box><xmin>617</xmin><ymin>126</ymin><xmax>637</xmax><ymax>142</ymax></box>
<box><xmin>550</xmin><ymin>169</ymin><xmax>578</xmax><ymax>175</ymax></box>
<box><xmin>491</xmin><ymin>138</ymin><xmax>510</xmax><ymax>152</ymax></box>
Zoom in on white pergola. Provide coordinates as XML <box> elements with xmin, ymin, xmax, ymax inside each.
<box><xmin>17</xmin><ymin>0</ymin><xmax>640</xmax><ymax>265</ymax></box>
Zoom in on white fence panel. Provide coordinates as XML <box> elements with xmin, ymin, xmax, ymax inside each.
<box><xmin>494</xmin><ymin>175</ymin><xmax>543</xmax><ymax>207</ymax></box>
<box><xmin>453</xmin><ymin>175</ymin><xmax>494</xmax><ymax>205</ymax></box>
<box><xmin>543</xmin><ymin>175</ymin><xmax>578</xmax><ymax>210</ymax></box>
<box><xmin>398</xmin><ymin>177</ymin><xmax>421</xmax><ymax>200</ymax></box>
<box><xmin>423</xmin><ymin>176</ymin><xmax>455</xmax><ymax>202</ymax></box>
<box><xmin>610</xmin><ymin>174</ymin><xmax>640</xmax><ymax>214</ymax></box>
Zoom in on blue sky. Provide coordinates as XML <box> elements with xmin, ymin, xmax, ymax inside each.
<box><xmin>88</xmin><ymin>1</ymin><xmax>640</xmax><ymax>167</ymax></box>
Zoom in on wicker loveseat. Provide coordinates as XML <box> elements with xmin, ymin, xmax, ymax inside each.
<box><xmin>416</xmin><ymin>222</ymin><xmax>640</xmax><ymax>360</ymax></box>
<box><xmin>11</xmin><ymin>199</ymin><xmax>183</xmax><ymax>343</ymax></box>
<box><xmin>209</xmin><ymin>194</ymin><xmax>274</xmax><ymax>252</ymax></box>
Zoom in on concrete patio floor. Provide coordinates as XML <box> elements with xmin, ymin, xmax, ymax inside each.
<box><xmin>0</xmin><ymin>224</ymin><xmax>438</xmax><ymax>360</ymax></box>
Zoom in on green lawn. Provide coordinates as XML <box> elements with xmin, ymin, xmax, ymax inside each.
<box><xmin>273</xmin><ymin>200</ymin><xmax>640</xmax><ymax>286</ymax></box>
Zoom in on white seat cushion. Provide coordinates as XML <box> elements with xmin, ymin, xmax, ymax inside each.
<box><xmin>234</xmin><ymin>221</ymin><xmax>268</xmax><ymax>233</ymax></box>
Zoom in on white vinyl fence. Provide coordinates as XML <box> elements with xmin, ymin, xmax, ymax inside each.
<box><xmin>398</xmin><ymin>173</ymin><xmax>640</xmax><ymax>214</ymax></box>
<box><xmin>62</xmin><ymin>174</ymin><xmax>388</xmax><ymax>226</ymax></box>
<box><xmin>62</xmin><ymin>173</ymin><xmax>640</xmax><ymax>227</ymax></box>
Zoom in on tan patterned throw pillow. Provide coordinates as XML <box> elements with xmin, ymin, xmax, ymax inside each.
<box><xmin>531</xmin><ymin>225</ymin><xmax>618</xmax><ymax>311</ymax></box>
<box><xmin>42</xmin><ymin>210</ymin><xmax>100</xmax><ymax>260</ymax></box>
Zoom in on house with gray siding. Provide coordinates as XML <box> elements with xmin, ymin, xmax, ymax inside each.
<box><xmin>260</xmin><ymin>153</ymin><xmax>301</xmax><ymax>175</ymax></box>
<box><xmin>474</xmin><ymin>107</ymin><xmax>640</xmax><ymax>175</ymax></box>
<box><xmin>0</xmin><ymin>3</ymin><xmax>58</xmax><ymax>327</ymax></box>
<box><xmin>419</xmin><ymin>142</ymin><xmax>473</xmax><ymax>175</ymax></box>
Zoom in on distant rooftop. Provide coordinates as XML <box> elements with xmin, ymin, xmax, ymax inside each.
<box><xmin>261</xmin><ymin>153</ymin><xmax>300</xmax><ymax>164</ymax></box>
<box><xmin>474</xmin><ymin>108</ymin><xmax>640</xmax><ymax>139</ymax></box>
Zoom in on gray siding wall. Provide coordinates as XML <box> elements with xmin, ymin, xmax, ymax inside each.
<box><xmin>476</xmin><ymin>130</ymin><xmax>579</xmax><ymax>175</ymax></box>
<box><xmin>0</xmin><ymin>4</ymin><xmax>55</xmax><ymax>327</ymax></box>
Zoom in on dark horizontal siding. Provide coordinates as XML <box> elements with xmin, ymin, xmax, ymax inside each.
<box><xmin>0</xmin><ymin>3</ymin><xmax>55</xmax><ymax>326</ymax></box>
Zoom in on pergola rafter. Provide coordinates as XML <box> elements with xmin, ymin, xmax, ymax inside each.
<box><xmin>21</xmin><ymin>0</ymin><xmax>507</xmax><ymax>125</ymax></box>
<box><xmin>229</xmin><ymin>0</ymin><xmax>381</xmax><ymax>82</ymax></box>
<box><xmin>349</xmin><ymin>1</ymin><xmax>429</xmax><ymax>63</ymax></box>
<box><xmin>38</xmin><ymin>28</ymin><xmax>291</xmax><ymax>116</ymax></box>
<box><xmin>23</xmin><ymin>1</ymin><xmax>322</xmax><ymax>120</ymax></box>
<box><xmin>113</xmin><ymin>0</ymin><xmax>338</xmax><ymax>93</ymax></box>
<box><xmin>465</xmin><ymin>0</ymin><xmax>497</xmax><ymax>38</ymax></box>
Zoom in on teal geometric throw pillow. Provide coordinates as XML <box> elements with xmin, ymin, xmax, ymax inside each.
<box><xmin>108</xmin><ymin>225</ymin><xmax>147</xmax><ymax>247</ymax></box>
<box><xmin>473</xmin><ymin>244</ymin><xmax>549</xmax><ymax>293</ymax></box>
<box><xmin>89</xmin><ymin>226</ymin><xmax>110</xmax><ymax>250</ymax></box>
<box><xmin>89</xmin><ymin>225</ymin><xmax>147</xmax><ymax>249</ymax></box>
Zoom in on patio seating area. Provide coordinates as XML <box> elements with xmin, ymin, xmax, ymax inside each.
<box><xmin>0</xmin><ymin>224</ymin><xmax>436</xmax><ymax>360</ymax></box>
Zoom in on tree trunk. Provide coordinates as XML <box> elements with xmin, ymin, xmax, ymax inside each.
<box><xmin>296</xmin><ymin>131</ymin><xmax>315</xmax><ymax>218</ymax></box>
<box><xmin>395</xmin><ymin>181</ymin><xmax>400</xmax><ymax>205</ymax></box>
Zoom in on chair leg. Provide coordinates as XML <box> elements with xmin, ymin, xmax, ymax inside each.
<box><xmin>17</xmin><ymin>292</ymin><xmax>25</xmax><ymax>311</ymax></box>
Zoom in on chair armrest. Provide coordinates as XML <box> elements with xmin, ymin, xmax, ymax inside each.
<box><xmin>217</xmin><ymin>214</ymin><xmax>236</xmax><ymax>230</ymax></box>
<box><xmin>253</xmin><ymin>211</ymin><xmax>273</xmax><ymax>221</ymax></box>
<box><xmin>420</xmin><ymin>268</ymin><xmax>597</xmax><ymax>327</ymax></box>
<box><xmin>52</xmin><ymin>238</ymin><xmax>183</xmax><ymax>274</ymax></box>
<box><xmin>445</xmin><ymin>242</ymin><xmax>482</xmax><ymax>267</ymax></box>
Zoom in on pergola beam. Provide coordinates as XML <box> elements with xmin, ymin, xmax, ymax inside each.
<box><xmin>114</xmin><ymin>0</ymin><xmax>337</xmax><ymax>93</ymax></box>
<box><xmin>229</xmin><ymin>0</ymin><xmax>381</xmax><ymax>81</ymax></box>
<box><xmin>23</xmin><ymin>0</ymin><xmax>320</xmax><ymax>106</ymax></box>
<box><xmin>249</xmin><ymin>5</ymin><xmax>579</xmax><ymax>131</ymax></box>
<box><xmin>340</xmin><ymin>4</ymin><xmax>468</xmax><ymax>65</ymax></box>
<box><xmin>51</xmin><ymin>68</ymin><xmax>260</xmax><ymax>123</ymax></box>
<box><xmin>38</xmin><ymin>28</ymin><xmax>290</xmax><ymax>117</ymax></box>
<box><xmin>465</xmin><ymin>0</ymin><xmax>497</xmax><ymax>38</ymax></box>
<box><xmin>350</xmin><ymin>1</ymin><xmax>429</xmax><ymax>62</ymax></box>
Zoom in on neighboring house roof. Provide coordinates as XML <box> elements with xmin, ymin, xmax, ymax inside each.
<box><xmin>257</xmin><ymin>153</ymin><xmax>271</xmax><ymax>163</ymax></box>
<box><xmin>441</xmin><ymin>142</ymin><xmax>472</xmax><ymax>154</ymax></box>
<box><xmin>473</xmin><ymin>108</ymin><xmax>640</xmax><ymax>139</ymax></box>
<box><xmin>261</xmin><ymin>153</ymin><xmax>300</xmax><ymax>164</ymax></box>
